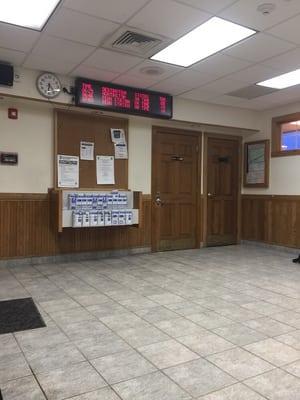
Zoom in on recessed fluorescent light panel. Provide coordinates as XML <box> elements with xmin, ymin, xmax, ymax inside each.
<box><xmin>257</xmin><ymin>69</ymin><xmax>300</xmax><ymax>89</ymax></box>
<box><xmin>151</xmin><ymin>17</ymin><xmax>256</xmax><ymax>67</ymax></box>
<box><xmin>0</xmin><ymin>0</ymin><xmax>61</xmax><ymax>30</ymax></box>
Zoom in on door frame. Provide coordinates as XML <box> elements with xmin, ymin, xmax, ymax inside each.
<box><xmin>151</xmin><ymin>126</ymin><xmax>202</xmax><ymax>252</ymax></box>
<box><xmin>202</xmin><ymin>132</ymin><xmax>242</xmax><ymax>247</ymax></box>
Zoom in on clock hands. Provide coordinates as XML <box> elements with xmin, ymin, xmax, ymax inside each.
<box><xmin>47</xmin><ymin>82</ymin><xmax>54</xmax><ymax>94</ymax></box>
<box><xmin>37</xmin><ymin>73</ymin><xmax>61</xmax><ymax>98</ymax></box>
<box><xmin>47</xmin><ymin>82</ymin><xmax>60</xmax><ymax>94</ymax></box>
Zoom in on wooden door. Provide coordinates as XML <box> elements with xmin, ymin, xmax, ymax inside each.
<box><xmin>205</xmin><ymin>136</ymin><xmax>240</xmax><ymax>246</ymax></box>
<box><xmin>152</xmin><ymin>128</ymin><xmax>199</xmax><ymax>251</ymax></box>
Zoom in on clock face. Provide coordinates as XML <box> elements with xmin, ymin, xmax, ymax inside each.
<box><xmin>36</xmin><ymin>73</ymin><xmax>61</xmax><ymax>99</ymax></box>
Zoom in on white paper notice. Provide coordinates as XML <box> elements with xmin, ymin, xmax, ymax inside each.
<box><xmin>96</xmin><ymin>156</ymin><xmax>115</xmax><ymax>185</ymax></box>
<box><xmin>111</xmin><ymin>128</ymin><xmax>126</xmax><ymax>145</ymax></box>
<box><xmin>57</xmin><ymin>155</ymin><xmax>79</xmax><ymax>188</ymax></box>
<box><xmin>80</xmin><ymin>141</ymin><xmax>94</xmax><ymax>160</ymax></box>
<box><xmin>114</xmin><ymin>143</ymin><xmax>128</xmax><ymax>159</ymax></box>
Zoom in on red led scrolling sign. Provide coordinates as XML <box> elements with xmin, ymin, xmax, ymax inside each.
<box><xmin>75</xmin><ymin>78</ymin><xmax>173</xmax><ymax>119</ymax></box>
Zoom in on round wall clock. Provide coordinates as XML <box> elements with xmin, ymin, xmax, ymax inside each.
<box><xmin>36</xmin><ymin>72</ymin><xmax>62</xmax><ymax>99</ymax></box>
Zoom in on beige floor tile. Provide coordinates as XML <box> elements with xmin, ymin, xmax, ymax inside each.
<box><xmin>198</xmin><ymin>383</ymin><xmax>266</xmax><ymax>399</ymax></box>
<box><xmin>164</xmin><ymin>358</ymin><xmax>236</xmax><ymax>397</ymax></box>
<box><xmin>207</xmin><ymin>347</ymin><xmax>274</xmax><ymax>380</ymax></box>
<box><xmin>245</xmin><ymin>338</ymin><xmax>300</xmax><ymax>366</ymax></box>
<box><xmin>113</xmin><ymin>371</ymin><xmax>191</xmax><ymax>400</ymax></box>
<box><xmin>138</xmin><ymin>339</ymin><xmax>199</xmax><ymax>369</ymax></box>
<box><xmin>91</xmin><ymin>350</ymin><xmax>156</xmax><ymax>384</ymax></box>
<box><xmin>245</xmin><ymin>369</ymin><xmax>300</xmax><ymax>400</ymax></box>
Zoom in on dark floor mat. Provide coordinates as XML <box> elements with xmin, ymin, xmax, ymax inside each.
<box><xmin>0</xmin><ymin>297</ymin><xmax>46</xmax><ymax>335</ymax></box>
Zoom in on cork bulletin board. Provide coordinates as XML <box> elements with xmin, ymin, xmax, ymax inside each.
<box><xmin>54</xmin><ymin>110</ymin><xmax>128</xmax><ymax>190</ymax></box>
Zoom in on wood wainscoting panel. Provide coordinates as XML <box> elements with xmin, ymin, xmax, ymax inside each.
<box><xmin>0</xmin><ymin>193</ymin><xmax>151</xmax><ymax>259</ymax></box>
<box><xmin>242</xmin><ymin>195</ymin><xmax>300</xmax><ymax>248</ymax></box>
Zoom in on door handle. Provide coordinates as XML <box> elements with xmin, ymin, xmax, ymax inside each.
<box><xmin>155</xmin><ymin>193</ymin><xmax>164</xmax><ymax>206</ymax></box>
<box><xmin>171</xmin><ymin>155</ymin><xmax>184</xmax><ymax>161</ymax></box>
<box><xmin>208</xmin><ymin>193</ymin><xmax>213</xmax><ymax>197</ymax></box>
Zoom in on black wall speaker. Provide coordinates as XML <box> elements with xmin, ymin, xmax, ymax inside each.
<box><xmin>0</xmin><ymin>63</ymin><xmax>14</xmax><ymax>87</ymax></box>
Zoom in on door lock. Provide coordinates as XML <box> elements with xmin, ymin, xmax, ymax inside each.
<box><xmin>155</xmin><ymin>193</ymin><xmax>164</xmax><ymax>206</ymax></box>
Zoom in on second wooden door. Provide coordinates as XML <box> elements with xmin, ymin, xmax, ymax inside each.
<box><xmin>205</xmin><ymin>136</ymin><xmax>240</xmax><ymax>246</ymax></box>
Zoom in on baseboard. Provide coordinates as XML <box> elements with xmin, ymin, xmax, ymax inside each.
<box><xmin>241</xmin><ymin>240</ymin><xmax>300</xmax><ymax>256</ymax></box>
<box><xmin>0</xmin><ymin>247</ymin><xmax>151</xmax><ymax>268</ymax></box>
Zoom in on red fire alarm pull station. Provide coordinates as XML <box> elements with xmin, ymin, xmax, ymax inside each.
<box><xmin>8</xmin><ymin>108</ymin><xmax>18</xmax><ymax>119</ymax></box>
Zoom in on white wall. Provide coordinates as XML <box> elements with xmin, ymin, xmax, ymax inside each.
<box><xmin>128</xmin><ymin>119</ymin><xmax>152</xmax><ymax>194</ymax></box>
<box><xmin>3</xmin><ymin>67</ymin><xmax>300</xmax><ymax>196</ymax></box>
<box><xmin>0</xmin><ymin>98</ymin><xmax>154</xmax><ymax>194</ymax></box>
<box><xmin>243</xmin><ymin>102</ymin><xmax>300</xmax><ymax>195</ymax></box>
<box><xmin>0</xmin><ymin>99</ymin><xmax>53</xmax><ymax>193</ymax></box>
<box><xmin>174</xmin><ymin>98</ymin><xmax>260</xmax><ymax>131</ymax></box>
<box><xmin>0</xmin><ymin>67</ymin><xmax>262</xmax><ymax>195</ymax></box>
<box><xmin>1</xmin><ymin>69</ymin><xmax>260</xmax><ymax>131</ymax></box>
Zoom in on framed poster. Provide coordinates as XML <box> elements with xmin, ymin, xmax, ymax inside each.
<box><xmin>244</xmin><ymin>140</ymin><xmax>270</xmax><ymax>188</ymax></box>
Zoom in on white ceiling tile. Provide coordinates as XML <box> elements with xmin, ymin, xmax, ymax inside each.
<box><xmin>31</xmin><ymin>35</ymin><xmax>95</xmax><ymax>63</ymax></box>
<box><xmin>265</xmin><ymin>85</ymin><xmax>300</xmax><ymax>102</ymax></box>
<box><xmin>0</xmin><ymin>47</ymin><xmax>26</xmax><ymax>66</ymax></box>
<box><xmin>219</xmin><ymin>0</ymin><xmax>300</xmax><ymax>31</ymax></box>
<box><xmin>229</xmin><ymin>65</ymin><xmax>278</xmax><ymax>84</ymax></box>
<box><xmin>0</xmin><ymin>23</ymin><xmax>39</xmax><ymax>52</ymax></box>
<box><xmin>244</xmin><ymin>96</ymin><xmax>283</xmax><ymax>110</ymax></box>
<box><xmin>149</xmin><ymin>69</ymin><xmax>216</xmax><ymax>95</ymax></box>
<box><xmin>71</xmin><ymin>65</ymin><xmax>119</xmax><ymax>81</ymax></box>
<box><xmin>128</xmin><ymin>0</ymin><xmax>211</xmax><ymax>39</ymax></box>
<box><xmin>199</xmin><ymin>77</ymin><xmax>247</xmax><ymax>94</ymax></box>
<box><xmin>262</xmin><ymin>48</ymin><xmax>300</xmax><ymax>72</ymax></box>
<box><xmin>63</xmin><ymin>0</ymin><xmax>149</xmax><ymax>23</ymax></box>
<box><xmin>45</xmin><ymin>8</ymin><xmax>119</xmax><ymax>47</ymax></box>
<box><xmin>208</xmin><ymin>94</ymin><xmax>252</xmax><ymax>108</ymax></box>
<box><xmin>191</xmin><ymin>53</ymin><xmax>252</xmax><ymax>78</ymax></box>
<box><xmin>125</xmin><ymin>59</ymin><xmax>183</xmax><ymax>81</ymax></box>
<box><xmin>179</xmin><ymin>87</ymin><xmax>218</xmax><ymax>101</ymax></box>
<box><xmin>246</xmin><ymin>86</ymin><xmax>300</xmax><ymax>109</ymax></box>
<box><xmin>83</xmin><ymin>48</ymin><xmax>142</xmax><ymax>73</ymax></box>
<box><xmin>176</xmin><ymin>0</ymin><xmax>237</xmax><ymax>13</ymax></box>
<box><xmin>23</xmin><ymin>54</ymin><xmax>77</xmax><ymax>75</ymax></box>
<box><xmin>224</xmin><ymin>33</ymin><xmax>295</xmax><ymax>63</ymax></box>
<box><xmin>71</xmin><ymin>65</ymin><xmax>119</xmax><ymax>82</ymax></box>
<box><xmin>239</xmin><ymin>98</ymin><xmax>274</xmax><ymax>110</ymax></box>
<box><xmin>267</xmin><ymin>14</ymin><xmax>300</xmax><ymax>45</ymax></box>
<box><xmin>112</xmin><ymin>74</ymin><xmax>159</xmax><ymax>88</ymax></box>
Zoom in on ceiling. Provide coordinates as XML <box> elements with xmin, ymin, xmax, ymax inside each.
<box><xmin>1</xmin><ymin>0</ymin><xmax>300</xmax><ymax>111</ymax></box>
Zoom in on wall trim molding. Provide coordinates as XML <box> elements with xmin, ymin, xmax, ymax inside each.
<box><xmin>241</xmin><ymin>240</ymin><xmax>299</xmax><ymax>255</ymax></box>
<box><xmin>0</xmin><ymin>193</ymin><xmax>49</xmax><ymax>201</ymax></box>
<box><xmin>242</xmin><ymin>194</ymin><xmax>300</xmax><ymax>200</ymax></box>
<box><xmin>0</xmin><ymin>247</ymin><xmax>151</xmax><ymax>268</ymax></box>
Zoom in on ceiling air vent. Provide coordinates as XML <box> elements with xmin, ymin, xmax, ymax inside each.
<box><xmin>104</xmin><ymin>28</ymin><xmax>166</xmax><ymax>57</ymax></box>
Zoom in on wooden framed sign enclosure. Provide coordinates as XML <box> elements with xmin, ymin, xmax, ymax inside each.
<box><xmin>244</xmin><ymin>140</ymin><xmax>270</xmax><ymax>188</ymax></box>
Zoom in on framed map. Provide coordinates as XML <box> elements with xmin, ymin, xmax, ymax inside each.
<box><xmin>244</xmin><ymin>140</ymin><xmax>270</xmax><ymax>187</ymax></box>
